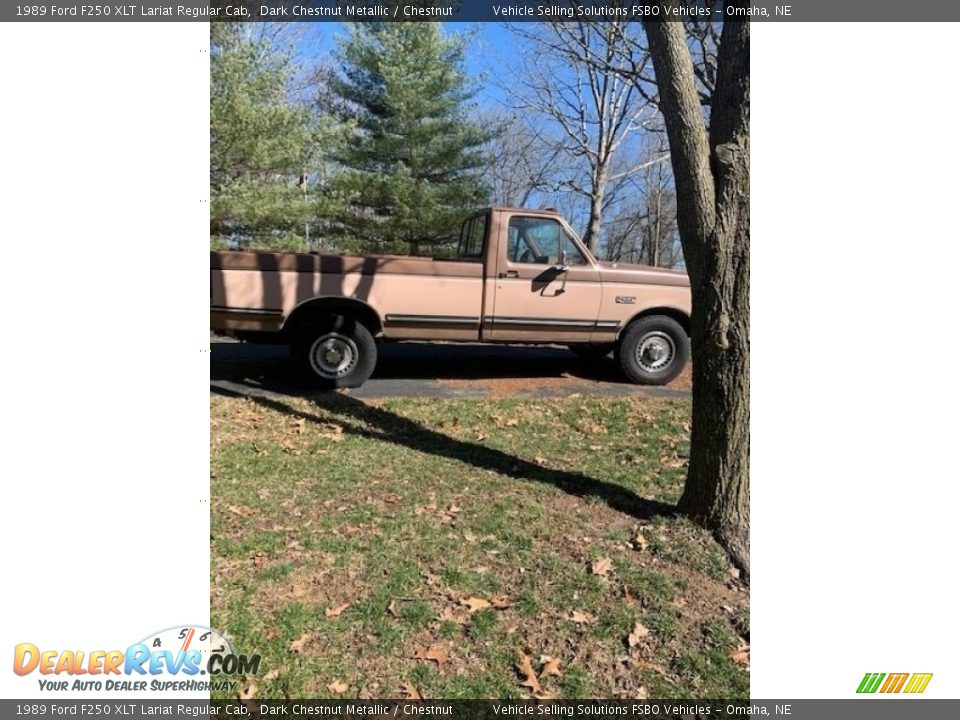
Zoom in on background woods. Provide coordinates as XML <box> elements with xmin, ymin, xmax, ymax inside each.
<box><xmin>209</xmin><ymin>19</ymin><xmax>698</xmax><ymax>268</ymax></box>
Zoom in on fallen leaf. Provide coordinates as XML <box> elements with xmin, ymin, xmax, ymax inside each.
<box><xmin>237</xmin><ymin>683</ymin><xmax>256</xmax><ymax>700</ymax></box>
<box><xmin>262</xmin><ymin>669</ymin><xmax>280</xmax><ymax>681</ymax></box>
<box><xmin>437</xmin><ymin>607</ymin><xmax>467</xmax><ymax>625</ymax></box>
<box><xmin>570</xmin><ymin>610</ymin><xmax>594</xmax><ymax>625</ymax></box>
<box><xmin>459</xmin><ymin>597</ymin><xmax>491</xmax><ymax>613</ymax></box>
<box><xmin>228</xmin><ymin>505</ymin><xmax>254</xmax><ymax>517</ymax></box>
<box><xmin>325</xmin><ymin>603</ymin><xmax>350</xmax><ymax>619</ymax></box>
<box><xmin>490</xmin><ymin>595</ymin><xmax>513</xmax><ymax>609</ymax></box>
<box><xmin>400</xmin><ymin>682</ymin><xmax>423</xmax><ymax>700</ymax></box>
<box><xmin>631</xmin><ymin>532</ymin><xmax>650</xmax><ymax>551</ymax></box>
<box><xmin>387</xmin><ymin>600</ymin><xmax>399</xmax><ymax>618</ymax></box>
<box><xmin>659</xmin><ymin>453</ymin><xmax>687</xmax><ymax>469</ymax></box>
<box><xmin>730</xmin><ymin>644</ymin><xmax>750</xmax><ymax>666</ymax></box>
<box><xmin>327</xmin><ymin>680</ymin><xmax>348</xmax><ymax>694</ymax></box>
<box><xmin>516</xmin><ymin>653</ymin><xmax>542</xmax><ymax>695</ymax></box>
<box><xmin>288</xmin><ymin>633</ymin><xmax>312</xmax><ymax>654</ymax></box>
<box><xmin>413</xmin><ymin>647</ymin><xmax>449</xmax><ymax>666</ymax></box>
<box><xmin>540</xmin><ymin>657</ymin><xmax>562</xmax><ymax>678</ymax></box>
<box><xmin>628</xmin><ymin>621</ymin><xmax>650</xmax><ymax>647</ymax></box>
<box><xmin>591</xmin><ymin>557</ymin><xmax>613</xmax><ymax>577</ymax></box>
<box><xmin>636</xmin><ymin>687</ymin><xmax>649</xmax><ymax>700</ymax></box>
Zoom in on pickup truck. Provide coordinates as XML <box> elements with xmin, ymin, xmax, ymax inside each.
<box><xmin>211</xmin><ymin>207</ymin><xmax>691</xmax><ymax>389</ymax></box>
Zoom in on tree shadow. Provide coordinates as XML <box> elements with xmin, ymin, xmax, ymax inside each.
<box><xmin>211</xmin><ymin>384</ymin><xmax>677</xmax><ymax>523</ymax></box>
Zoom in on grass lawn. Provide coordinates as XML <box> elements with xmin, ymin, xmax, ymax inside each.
<box><xmin>210</xmin><ymin>392</ymin><xmax>749</xmax><ymax>700</ymax></box>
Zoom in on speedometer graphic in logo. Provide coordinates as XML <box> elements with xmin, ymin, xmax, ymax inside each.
<box><xmin>136</xmin><ymin>625</ymin><xmax>236</xmax><ymax>675</ymax></box>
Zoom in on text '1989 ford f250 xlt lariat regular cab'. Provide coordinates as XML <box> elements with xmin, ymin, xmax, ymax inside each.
<box><xmin>211</xmin><ymin>207</ymin><xmax>691</xmax><ymax>389</ymax></box>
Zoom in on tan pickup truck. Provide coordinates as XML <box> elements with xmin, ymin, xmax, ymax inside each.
<box><xmin>211</xmin><ymin>207</ymin><xmax>691</xmax><ymax>388</ymax></box>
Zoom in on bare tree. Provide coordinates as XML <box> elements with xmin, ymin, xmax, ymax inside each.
<box><xmin>603</xmin><ymin>133</ymin><xmax>682</xmax><ymax>268</ymax></box>
<box><xmin>643</xmin><ymin>10</ymin><xmax>750</xmax><ymax>578</ymax></box>
<box><xmin>482</xmin><ymin>111</ymin><xmax>565</xmax><ymax>208</ymax></box>
<box><xmin>506</xmin><ymin>19</ymin><xmax>665</xmax><ymax>251</ymax></box>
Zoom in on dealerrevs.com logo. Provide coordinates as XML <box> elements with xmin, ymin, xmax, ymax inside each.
<box><xmin>13</xmin><ymin>626</ymin><xmax>261</xmax><ymax>693</ymax></box>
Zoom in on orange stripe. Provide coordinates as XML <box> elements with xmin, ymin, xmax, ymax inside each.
<box><xmin>893</xmin><ymin>673</ymin><xmax>909</xmax><ymax>693</ymax></box>
<box><xmin>879</xmin><ymin>675</ymin><xmax>895</xmax><ymax>693</ymax></box>
<box><xmin>180</xmin><ymin>628</ymin><xmax>195</xmax><ymax>653</ymax></box>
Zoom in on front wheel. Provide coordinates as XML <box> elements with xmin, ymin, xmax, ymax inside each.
<box><xmin>293</xmin><ymin>315</ymin><xmax>377</xmax><ymax>389</ymax></box>
<box><xmin>617</xmin><ymin>315</ymin><xmax>689</xmax><ymax>385</ymax></box>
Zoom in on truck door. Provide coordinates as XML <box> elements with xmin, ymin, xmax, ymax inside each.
<box><xmin>487</xmin><ymin>214</ymin><xmax>604</xmax><ymax>342</ymax></box>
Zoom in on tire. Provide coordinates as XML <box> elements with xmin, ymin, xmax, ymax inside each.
<box><xmin>617</xmin><ymin>315</ymin><xmax>689</xmax><ymax>385</ymax></box>
<box><xmin>292</xmin><ymin>314</ymin><xmax>377</xmax><ymax>389</ymax></box>
<box><xmin>569</xmin><ymin>343</ymin><xmax>615</xmax><ymax>359</ymax></box>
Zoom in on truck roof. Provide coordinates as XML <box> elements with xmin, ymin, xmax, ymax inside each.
<box><xmin>483</xmin><ymin>206</ymin><xmax>561</xmax><ymax>216</ymax></box>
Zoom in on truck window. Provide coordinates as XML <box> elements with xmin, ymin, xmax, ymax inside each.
<box><xmin>507</xmin><ymin>217</ymin><xmax>587</xmax><ymax>266</ymax></box>
<box><xmin>457</xmin><ymin>213</ymin><xmax>487</xmax><ymax>258</ymax></box>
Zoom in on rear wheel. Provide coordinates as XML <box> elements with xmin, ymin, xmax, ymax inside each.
<box><xmin>617</xmin><ymin>315</ymin><xmax>689</xmax><ymax>385</ymax></box>
<box><xmin>293</xmin><ymin>315</ymin><xmax>377</xmax><ymax>389</ymax></box>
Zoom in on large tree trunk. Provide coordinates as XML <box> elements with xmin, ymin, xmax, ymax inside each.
<box><xmin>644</xmin><ymin>12</ymin><xmax>750</xmax><ymax>579</ymax></box>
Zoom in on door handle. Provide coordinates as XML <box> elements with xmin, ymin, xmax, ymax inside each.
<box><xmin>498</xmin><ymin>270</ymin><xmax>519</xmax><ymax>278</ymax></box>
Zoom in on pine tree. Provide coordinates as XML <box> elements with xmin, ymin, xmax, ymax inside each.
<box><xmin>332</xmin><ymin>22</ymin><xmax>493</xmax><ymax>254</ymax></box>
<box><xmin>210</xmin><ymin>25</ymin><xmax>346</xmax><ymax>249</ymax></box>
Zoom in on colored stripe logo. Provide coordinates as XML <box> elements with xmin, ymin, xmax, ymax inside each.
<box><xmin>857</xmin><ymin>672</ymin><xmax>932</xmax><ymax>694</ymax></box>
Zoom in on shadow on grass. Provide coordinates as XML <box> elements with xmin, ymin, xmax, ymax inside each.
<box><xmin>212</xmin><ymin>384</ymin><xmax>677</xmax><ymax>523</ymax></box>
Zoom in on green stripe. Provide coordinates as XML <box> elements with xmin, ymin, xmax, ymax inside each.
<box><xmin>856</xmin><ymin>673</ymin><xmax>874</xmax><ymax>693</ymax></box>
<box><xmin>868</xmin><ymin>673</ymin><xmax>886</xmax><ymax>693</ymax></box>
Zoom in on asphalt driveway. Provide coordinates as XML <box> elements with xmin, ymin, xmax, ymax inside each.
<box><xmin>210</xmin><ymin>337</ymin><xmax>692</xmax><ymax>401</ymax></box>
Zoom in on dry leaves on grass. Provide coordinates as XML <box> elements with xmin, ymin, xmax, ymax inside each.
<box><xmin>412</xmin><ymin>647</ymin><xmax>449</xmax><ymax>666</ymax></box>
<box><xmin>459</xmin><ymin>597</ymin><xmax>491</xmax><ymax>613</ymax></box>
<box><xmin>540</xmin><ymin>657</ymin><xmax>562</xmax><ymax>678</ymax></box>
<box><xmin>591</xmin><ymin>557</ymin><xmax>613</xmax><ymax>577</ymax></box>
<box><xmin>262</xmin><ymin>669</ymin><xmax>281</xmax><ymax>681</ymax></box>
<box><xmin>516</xmin><ymin>653</ymin><xmax>542</xmax><ymax>695</ymax></box>
<box><xmin>628</xmin><ymin>621</ymin><xmax>650</xmax><ymax>648</ymax></box>
<box><xmin>288</xmin><ymin>633</ymin><xmax>313</xmax><ymax>654</ymax></box>
<box><xmin>237</xmin><ymin>683</ymin><xmax>256</xmax><ymax>700</ymax></box>
<box><xmin>730</xmin><ymin>644</ymin><xmax>750</xmax><ymax>667</ymax></box>
<box><xmin>659</xmin><ymin>452</ymin><xmax>687</xmax><ymax>469</ymax></box>
<box><xmin>327</xmin><ymin>680</ymin><xmax>348</xmax><ymax>694</ymax></box>
<box><xmin>325</xmin><ymin>603</ymin><xmax>351</xmax><ymax>619</ymax></box>
<box><xmin>437</xmin><ymin>607</ymin><xmax>468</xmax><ymax>625</ymax></box>
<box><xmin>631</xmin><ymin>532</ymin><xmax>650</xmax><ymax>551</ymax></box>
<box><xmin>400</xmin><ymin>682</ymin><xmax>423</xmax><ymax>700</ymax></box>
<box><xmin>569</xmin><ymin>610</ymin><xmax>595</xmax><ymax>625</ymax></box>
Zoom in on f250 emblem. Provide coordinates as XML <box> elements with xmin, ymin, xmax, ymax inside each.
<box><xmin>615</xmin><ymin>296</ymin><xmax>636</xmax><ymax>304</ymax></box>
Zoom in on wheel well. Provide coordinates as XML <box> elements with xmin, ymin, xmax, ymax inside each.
<box><xmin>619</xmin><ymin>307</ymin><xmax>691</xmax><ymax>338</ymax></box>
<box><xmin>283</xmin><ymin>297</ymin><xmax>383</xmax><ymax>337</ymax></box>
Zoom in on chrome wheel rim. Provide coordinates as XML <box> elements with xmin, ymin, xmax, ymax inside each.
<box><xmin>309</xmin><ymin>333</ymin><xmax>358</xmax><ymax>379</ymax></box>
<box><xmin>635</xmin><ymin>331</ymin><xmax>676</xmax><ymax>373</ymax></box>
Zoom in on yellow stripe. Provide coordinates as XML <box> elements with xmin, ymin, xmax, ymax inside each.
<box><xmin>904</xmin><ymin>674</ymin><xmax>921</xmax><ymax>693</ymax></box>
<box><xmin>915</xmin><ymin>673</ymin><xmax>933</xmax><ymax>693</ymax></box>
